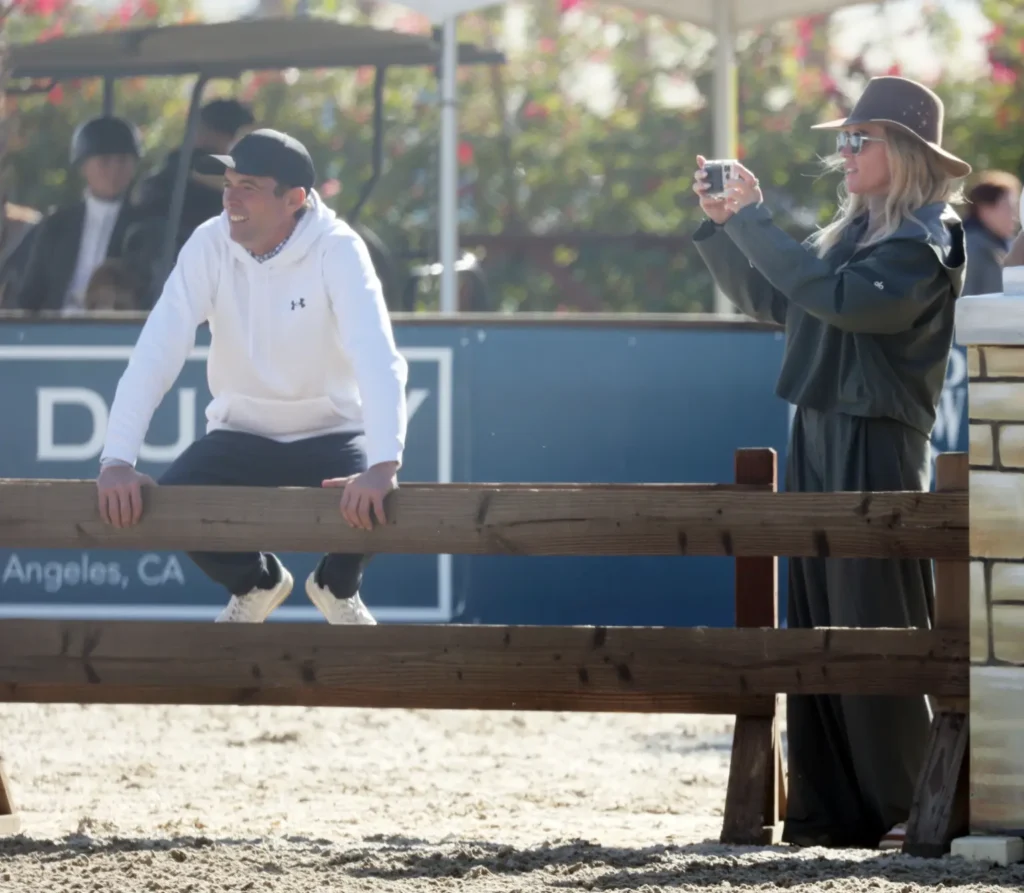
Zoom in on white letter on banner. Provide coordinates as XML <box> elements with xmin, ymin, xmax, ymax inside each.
<box><xmin>37</xmin><ymin>387</ymin><xmax>109</xmax><ymax>461</ymax></box>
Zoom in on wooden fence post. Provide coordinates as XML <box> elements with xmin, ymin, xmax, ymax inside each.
<box><xmin>903</xmin><ymin>451</ymin><xmax>970</xmax><ymax>857</ymax></box>
<box><xmin>721</xmin><ymin>447</ymin><xmax>785</xmax><ymax>845</ymax></box>
<box><xmin>0</xmin><ymin>756</ymin><xmax>20</xmax><ymax>835</ymax></box>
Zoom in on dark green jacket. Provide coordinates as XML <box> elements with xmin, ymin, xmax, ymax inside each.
<box><xmin>693</xmin><ymin>201</ymin><xmax>966</xmax><ymax>437</ymax></box>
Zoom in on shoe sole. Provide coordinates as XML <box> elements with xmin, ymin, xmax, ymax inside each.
<box><xmin>217</xmin><ymin>570</ymin><xmax>294</xmax><ymax>623</ymax></box>
<box><xmin>304</xmin><ymin>576</ymin><xmax>376</xmax><ymax>624</ymax></box>
<box><xmin>267</xmin><ymin>569</ymin><xmax>295</xmax><ymax>617</ymax></box>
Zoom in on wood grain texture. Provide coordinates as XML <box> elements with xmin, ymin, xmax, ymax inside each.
<box><xmin>733</xmin><ymin>449</ymin><xmax>778</xmax><ymax>628</ymax></box>
<box><xmin>722</xmin><ymin>714</ymin><xmax>776</xmax><ymax>844</ymax></box>
<box><xmin>0</xmin><ymin>622</ymin><xmax>967</xmax><ymax>709</ymax></box>
<box><xmin>0</xmin><ymin>479</ymin><xmax>967</xmax><ymax>558</ymax></box>
<box><xmin>934</xmin><ymin>455</ymin><xmax>971</xmax><ymax>703</ymax></box>
<box><xmin>903</xmin><ymin>711</ymin><xmax>969</xmax><ymax>857</ymax></box>
<box><xmin>0</xmin><ymin>758</ymin><xmax>19</xmax><ymax>838</ymax></box>
<box><xmin>0</xmin><ymin>759</ymin><xmax>16</xmax><ymax>818</ymax></box>
<box><xmin>723</xmin><ymin>449</ymin><xmax>783</xmax><ymax>846</ymax></box>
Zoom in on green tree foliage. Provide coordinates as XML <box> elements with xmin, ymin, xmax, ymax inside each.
<box><xmin>2</xmin><ymin>0</ymin><xmax>1022</xmax><ymax>312</ymax></box>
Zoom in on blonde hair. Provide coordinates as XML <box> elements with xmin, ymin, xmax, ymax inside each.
<box><xmin>809</xmin><ymin>125</ymin><xmax>963</xmax><ymax>259</ymax></box>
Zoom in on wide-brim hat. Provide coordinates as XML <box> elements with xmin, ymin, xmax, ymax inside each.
<box><xmin>811</xmin><ymin>76</ymin><xmax>971</xmax><ymax>179</ymax></box>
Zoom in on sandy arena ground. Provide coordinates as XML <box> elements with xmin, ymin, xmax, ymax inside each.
<box><xmin>1</xmin><ymin>704</ymin><xmax>1023</xmax><ymax>892</ymax></box>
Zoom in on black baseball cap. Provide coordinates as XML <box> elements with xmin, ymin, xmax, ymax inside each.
<box><xmin>197</xmin><ymin>128</ymin><xmax>315</xmax><ymax>190</ymax></box>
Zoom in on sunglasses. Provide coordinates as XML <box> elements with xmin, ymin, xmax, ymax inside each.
<box><xmin>836</xmin><ymin>131</ymin><xmax>886</xmax><ymax>155</ymax></box>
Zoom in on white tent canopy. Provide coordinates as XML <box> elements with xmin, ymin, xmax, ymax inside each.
<box><xmin>396</xmin><ymin>0</ymin><xmax>872</xmax><ymax>312</ymax></box>
<box><xmin>599</xmin><ymin>0</ymin><xmax>872</xmax><ymax>29</ymax></box>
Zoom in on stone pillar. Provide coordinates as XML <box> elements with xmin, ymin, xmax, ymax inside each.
<box><xmin>955</xmin><ymin>274</ymin><xmax>1024</xmax><ymax>861</ymax></box>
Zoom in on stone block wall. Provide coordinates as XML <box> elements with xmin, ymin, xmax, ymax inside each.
<box><xmin>958</xmin><ymin>295</ymin><xmax>1024</xmax><ymax>836</ymax></box>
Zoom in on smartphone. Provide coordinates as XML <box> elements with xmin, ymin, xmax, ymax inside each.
<box><xmin>702</xmin><ymin>160</ymin><xmax>736</xmax><ymax>198</ymax></box>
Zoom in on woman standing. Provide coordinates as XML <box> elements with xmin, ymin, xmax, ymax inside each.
<box><xmin>692</xmin><ymin>76</ymin><xmax>970</xmax><ymax>849</ymax></box>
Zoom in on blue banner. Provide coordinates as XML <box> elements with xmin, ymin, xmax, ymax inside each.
<box><xmin>0</xmin><ymin>318</ymin><xmax>967</xmax><ymax>628</ymax></box>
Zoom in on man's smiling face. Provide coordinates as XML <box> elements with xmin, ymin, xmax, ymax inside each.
<box><xmin>222</xmin><ymin>169</ymin><xmax>304</xmax><ymax>254</ymax></box>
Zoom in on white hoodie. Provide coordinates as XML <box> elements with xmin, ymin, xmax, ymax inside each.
<box><xmin>100</xmin><ymin>190</ymin><xmax>408</xmax><ymax>469</ymax></box>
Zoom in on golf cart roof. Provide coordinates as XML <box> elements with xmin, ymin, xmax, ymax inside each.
<box><xmin>8</xmin><ymin>15</ymin><xmax>504</xmax><ymax>81</ymax></box>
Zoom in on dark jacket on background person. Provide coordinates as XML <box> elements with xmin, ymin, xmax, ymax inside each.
<box><xmin>135</xmin><ymin>147</ymin><xmax>225</xmax><ymax>251</ymax></box>
<box><xmin>0</xmin><ymin>203</ymin><xmax>43</xmax><ymax>308</ymax></box>
<box><xmin>13</xmin><ymin>199</ymin><xmax>149</xmax><ymax>312</ymax></box>
<box><xmin>693</xmin><ymin>200</ymin><xmax>966</xmax><ymax>437</ymax></box>
<box><xmin>962</xmin><ymin>215</ymin><xmax>1011</xmax><ymax>297</ymax></box>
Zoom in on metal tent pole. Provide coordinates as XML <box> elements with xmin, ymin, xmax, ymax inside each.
<box><xmin>438</xmin><ymin>16</ymin><xmax>459</xmax><ymax>314</ymax></box>
<box><xmin>712</xmin><ymin>2</ymin><xmax>738</xmax><ymax>316</ymax></box>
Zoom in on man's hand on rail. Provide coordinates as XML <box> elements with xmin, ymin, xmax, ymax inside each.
<box><xmin>97</xmin><ymin>464</ymin><xmax>157</xmax><ymax>528</ymax></box>
<box><xmin>322</xmin><ymin>461</ymin><xmax>398</xmax><ymax>531</ymax></box>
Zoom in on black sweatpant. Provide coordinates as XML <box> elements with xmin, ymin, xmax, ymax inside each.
<box><xmin>159</xmin><ymin>429</ymin><xmax>368</xmax><ymax>598</ymax></box>
<box><xmin>781</xmin><ymin>407</ymin><xmax>934</xmax><ymax>848</ymax></box>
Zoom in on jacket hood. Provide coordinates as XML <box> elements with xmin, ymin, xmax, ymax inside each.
<box><xmin>878</xmin><ymin>201</ymin><xmax>966</xmax><ymax>297</ymax></box>
<box><xmin>220</xmin><ymin>188</ymin><xmax>341</xmax><ymax>268</ymax></box>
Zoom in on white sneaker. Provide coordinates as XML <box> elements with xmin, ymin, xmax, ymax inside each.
<box><xmin>215</xmin><ymin>565</ymin><xmax>294</xmax><ymax>623</ymax></box>
<box><xmin>305</xmin><ymin>574</ymin><xmax>377</xmax><ymax>625</ymax></box>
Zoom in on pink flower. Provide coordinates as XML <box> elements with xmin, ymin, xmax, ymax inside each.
<box><xmin>38</xmin><ymin>22</ymin><xmax>64</xmax><ymax>41</ymax></box>
<box><xmin>985</xmin><ymin>24</ymin><xmax>1005</xmax><ymax>44</ymax></box>
<box><xmin>992</xmin><ymin>62</ymin><xmax>1018</xmax><ymax>85</ymax></box>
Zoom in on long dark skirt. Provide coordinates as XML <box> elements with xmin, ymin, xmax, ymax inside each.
<box><xmin>781</xmin><ymin>407</ymin><xmax>934</xmax><ymax>849</ymax></box>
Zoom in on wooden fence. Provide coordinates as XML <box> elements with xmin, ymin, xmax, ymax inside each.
<box><xmin>0</xmin><ymin>448</ymin><xmax>970</xmax><ymax>856</ymax></box>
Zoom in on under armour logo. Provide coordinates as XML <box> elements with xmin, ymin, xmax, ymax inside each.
<box><xmin>874</xmin><ymin>281</ymin><xmax>884</xmax><ymax>290</ymax></box>
<box><xmin>291</xmin><ymin>299</ymin><xmax>306</xmax><ymax>310</ymax></box>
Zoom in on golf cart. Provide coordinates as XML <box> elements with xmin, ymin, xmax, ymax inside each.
<box><xmin>5</xmin><ymin>15</ymin><xmax>504</xmax><ymax>310</ymax></box>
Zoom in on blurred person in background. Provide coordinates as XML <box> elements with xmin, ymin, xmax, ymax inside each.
<box><xmin>691</xmin><ymin>76</ymin><xmax>970</xmax><ymax>851</ymax></box>
<box><xmin>1006</xmin><ymin>181</ymin><xmax>1024</xmax><ymax>269</ymax></box>
<box><xmin>135</xmin><ymin>98</ymin><xmax>256</xmax><ymax>250</ymax></box>
<box><xmin>961</xmin><ymin>170</ymin><xmax>1021</xmax><ymax>295</ymax></box>
<box><xmin>0</xmin><ymin>196</ymin><xmax>42</xmax><ymax>307</ymax></box>
<box><xmin>13</xmin><ymin>115</ymin><xmax>148</xmax><ymax>313</ymax></box>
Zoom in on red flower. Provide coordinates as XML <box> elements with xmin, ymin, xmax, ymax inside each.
<box><xmin>523</xmin><ymin>101</ymin><xmax>545</xmax><ymax>120</ymax></box>
<box><xmin>559</xmin><ymin>0</ymin><xmax>581</xmax><ymax>11</ymax></box>
<box><xmin>47</xmin><ymin>84</ymin><xmax>64</xmax><ymax>105</ymax></box>
<box><xmin>992</xmin><ymin>62</ymin><xmax>1018</xmax><ymax>86</ymax></box>
<box><xmin>457</xmin><ymin>141</ymin><xmax>474</xmax><ymax>165</ymax></box>
<box><xmin>984</xmin><ymin>24</ymin><xmax>1005</xmax><ymax>44</ymax></box>
<box><xmin>27</xmin><ymin>0</ymin><xmax>58</xmax><ymax>15</ymax></box>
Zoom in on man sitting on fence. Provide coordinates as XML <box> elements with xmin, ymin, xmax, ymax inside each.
<box><xmin>94</xmin><ymin>129</ymin><xmax>409</xmax><ymax>625</ymax></box>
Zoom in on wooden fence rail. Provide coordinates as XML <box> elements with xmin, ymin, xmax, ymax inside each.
<box><xmin>0</xmin><ymin>449</ymin><xmax>971</xmax><ymax>857</ymax></box>
<box><xmin>0</xmin><ymin>478</ymin><xmax>967</xmax><ymax>558</ymax></box>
